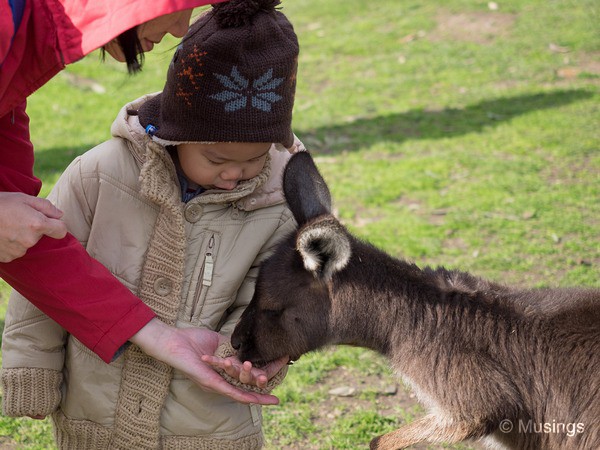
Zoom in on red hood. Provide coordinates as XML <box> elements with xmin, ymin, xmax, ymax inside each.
<box><xmin>53</xmin><ymin>0</ymin><xmax>227</xmax><ymax>65</ymax></box>
<box><xmin>0</xmin><ymin>0</ymin><xmax>226</xmax><ymax>116</ymax></box>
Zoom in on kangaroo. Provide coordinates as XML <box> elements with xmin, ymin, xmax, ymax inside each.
<box><xmin>231</xmin><ymin>151</ymin><xmax>600</xmax><ymax>450</ymax></box>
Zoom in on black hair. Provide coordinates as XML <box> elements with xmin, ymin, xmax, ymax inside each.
<box><xmin>101</xmin><ymin>27</ymin><xmax>145</xmax><ymax>74</ymax></box>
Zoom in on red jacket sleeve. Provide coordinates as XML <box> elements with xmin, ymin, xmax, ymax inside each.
<box><xmin>0</xmin><ymin>101</ymin><xmax>40</xmax><ymax>194</ymax></box>
<box><xmin>0</xmin><ymin>0</ymin><xmax>14</xmax><ymax>66</ymax></box>
<box><xmin>0</xmin><ymin>102</ymin><xmax>156</xmax><ymax>363</ymax></box>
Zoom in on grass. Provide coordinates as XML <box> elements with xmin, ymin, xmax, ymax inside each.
<box><xmin>1</xmin><ymin>0</ymin><xmax>598</xmax><ymax>448</ymax></box>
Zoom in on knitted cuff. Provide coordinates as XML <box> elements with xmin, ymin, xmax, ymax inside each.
<box><xmin>1</xmin><ymin>368</ymin><xmax>62</xmax><ymax>418</ymax></box>
<box><xmin>214</xmin><ymin>341</ymin><xmax>288</xmax><ymax>394</ymax></box>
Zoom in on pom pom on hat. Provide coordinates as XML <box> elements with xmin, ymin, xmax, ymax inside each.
<box><xmin>213</xmin><ymin>0</ymin><xmax>282</xmax><ymax>28</ymax></box>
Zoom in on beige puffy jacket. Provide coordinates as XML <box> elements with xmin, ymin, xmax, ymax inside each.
<box><xmin>1</xmin><ymin>94</ymin><xmax>300</xmax><ymax>449</ymax></box>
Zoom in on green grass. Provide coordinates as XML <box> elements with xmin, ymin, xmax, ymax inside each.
<box><xmin>1</xmin><ymin>0</ymin><xmax>599</xmax><ymax>448</ymax></box>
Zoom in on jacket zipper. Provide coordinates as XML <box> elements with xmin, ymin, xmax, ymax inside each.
<box><xmin>190</xmin><ymin>234</ymin><xmax>216</xmax><ymax>321</ymax></box>
<box><xmin>202</xmin><ymin>235</ymin><xmax>215</xmax><ymax>287</ymax></box>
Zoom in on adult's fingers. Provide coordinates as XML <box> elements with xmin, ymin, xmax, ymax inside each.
<box><xmin>191</xmin><ymin>364</ymin><xmax>279</xmax><ymax>405</ymax></box>
<box><xmin>25</xmin><ymin>197</ymin><xmax>67</xmax><ymax>239</ymax></box>
<box><xmin>40</xmin><ymin>217</ymin><xmax>68</xmax><ymax>240</ymax></box>
<box><xmin>26</xmin><ymin>195</ymin><xmax>64</xmax><ymax>219</ymax></box>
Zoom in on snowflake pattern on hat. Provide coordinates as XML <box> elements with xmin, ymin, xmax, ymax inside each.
<box><xmin>210</xmin><ymin>66</ymin><xmax>284</xmax><ymax>112</ymax></box>
<box><xmin>175</xmin><ymin>45</ymin><xmax>208</xmax><ymax>107</ymax></box>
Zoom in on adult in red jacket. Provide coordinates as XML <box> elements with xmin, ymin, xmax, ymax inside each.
<box><xmin>0</xmin><ymin>0</ymin><xmax>285</xmax><ymax>405</ymax></box>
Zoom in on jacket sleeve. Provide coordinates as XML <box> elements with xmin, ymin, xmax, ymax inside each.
<box><xmin>0</xmin><ymin>0</ymin><xmax>15</xmax><ymax>67</ymax></box>
<box><xmin>1</xmin><ymin>289</ymin><xmax>66</xmax><ymax>418</ymax></box>
<box><xmin>0</xmin><ymin>102</ymin><xmax>41</xmax><ymax>194</ymax></box>
<box><xmin>0</xmin><ymin>108</ymin><xmax>155</xmax><ymax>362</ymax></box>
<box><xmin>217</xmin><ymin>210</ymin><xmax>297</xmax><ymax>336</ymax></box>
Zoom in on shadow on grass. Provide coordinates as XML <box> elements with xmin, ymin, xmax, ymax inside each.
<box><xmin>299</xmin><ymin>89</ymin><xmax>594</xmax><ymax>153</ymax></box>
<box><xmin>33</xmin><ymin>144</ymin><xmax>96</xmax><ymax>182</ymax></box>
<box><xmin>31</xmin><ymin>89</ymin><xmax>593</xmax><ymax>178</ymax></box>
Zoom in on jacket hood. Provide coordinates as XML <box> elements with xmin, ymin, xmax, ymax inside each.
<box><xmin>0</xmin><ymin>0</ymin><xmax>227</xmax><ymax>117</ymax></box>
<box><xmin>53</xmin><ymin>0</ymin><xmax>228</xmax><ymax>65</ymax></box>
<box><xmin>111</xmin><ymin>94</ymin><xmax>300</xmax><ymax>211</ymax></box>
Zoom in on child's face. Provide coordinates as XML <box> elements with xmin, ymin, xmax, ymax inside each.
<box><xmin>177</xmin><ymin>142</ymin><xmax>271</xmax><ymax>191</ymax></box>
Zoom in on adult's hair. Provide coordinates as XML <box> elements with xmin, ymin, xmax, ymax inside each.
<box><xmin>102</xmin><ymin>27</ymin><xmax>145</xmax><ymax>74</ymax></box>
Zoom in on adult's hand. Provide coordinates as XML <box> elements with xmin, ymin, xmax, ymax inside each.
<box><xmin>202</xmin><ymin>352</ymin><xmax>289</xmax><ymax>390</ymax></box>
<box><xmin>130</xmin><ymin>318</ymin><xmax>281</xmax><ymax>405</ymax></box>
<box><xmin>0</xmin><ymin>192</ymin><xmax>67</xmax><ymax>263</ymax></box>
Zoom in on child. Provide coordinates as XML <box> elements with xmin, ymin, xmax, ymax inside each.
<box><xmin>1</xmin><ymin>0</ymin><xmax>302</xmax><ymax>448</ymax></box>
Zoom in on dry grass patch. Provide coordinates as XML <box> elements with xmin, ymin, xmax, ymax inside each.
<box><xmin>429</xmin><ymin>11</ymin><xmax>517</xmax><ymax>44</ymax></box>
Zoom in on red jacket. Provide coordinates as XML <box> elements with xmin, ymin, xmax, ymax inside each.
<box><xmin>0</xmin><ymin>0</ymin><xmax>226</xmax><ymax>362</ymax></box>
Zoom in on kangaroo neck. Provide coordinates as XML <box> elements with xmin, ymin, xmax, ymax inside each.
<box><xmin>328</xmin><ymin>240</ymin><xmax>519</xmax><ymax>362</ymax></box>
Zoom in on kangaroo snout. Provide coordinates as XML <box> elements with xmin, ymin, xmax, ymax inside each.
<box><xmin>230</xmin><ymin>334</ymin><xmax>241</xmax><ymax>351</ymax></box>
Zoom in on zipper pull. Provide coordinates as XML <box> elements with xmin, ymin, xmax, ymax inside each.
<box><xmin>202</xmin><ymin>235</ymin><xmax>215</xmax><ymax>286</ymax></box>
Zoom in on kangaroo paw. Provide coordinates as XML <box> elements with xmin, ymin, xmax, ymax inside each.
<box><xmin>370</xmin><ymin>414</ymin><xmax>482</xmax><ymax>449</ymax></box>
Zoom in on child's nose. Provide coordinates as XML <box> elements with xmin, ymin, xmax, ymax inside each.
<box><xmin>221</xmin><ymin>166</ymin><xmax>243</xmax><ymax>181</ymax></box>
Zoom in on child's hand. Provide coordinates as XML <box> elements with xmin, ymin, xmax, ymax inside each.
<box><xmin>202</xmin><ymin>357</ymin><xmax>265</xmax><ymax>387</ymax></box>
<box><xmin>201</xmin><ymin>337</ymin><xmax>289</xmax><ymax>393</ymax></box>
<box><xmin>202</xmin><ymin>354</ymin><xmax>289</xmax><ymax>389</ymax></box>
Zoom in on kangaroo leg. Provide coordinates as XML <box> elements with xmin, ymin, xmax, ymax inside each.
<box><xmin>370</xmin><ymin>414</ymin><xmax>483</xmax><ymax>450</ymax></box>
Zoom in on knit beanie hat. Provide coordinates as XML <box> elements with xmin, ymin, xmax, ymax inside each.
<box><xmin>138</xmin><ymin>0</ymin><xmax>298</xmax><ymax>148</ymax></box>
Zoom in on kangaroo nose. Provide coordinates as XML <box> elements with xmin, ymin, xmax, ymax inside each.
<box><xmin>231</xmin><ymin>333</ymin><xmax>241</xmax><ymax>350</ymax></box>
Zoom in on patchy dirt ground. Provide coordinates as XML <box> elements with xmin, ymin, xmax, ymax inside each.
<box><xmin>428</xmin><ymin>10</ymin><xmax>600</xmax><ymax>82</ymax></box>
<box><xmin>268</xmin><ymin>362</ymin><xmax>486</xmax><ymax>450</ymax></box>
<box><xmin>0</xmin><ymin>438</ymin><xmax>17</xmax><ymax>450</ymax></box>
<box><xmin>428</xmin><ymin>10</ymin><xmax>517</xmax><ymax>44</ymax></box>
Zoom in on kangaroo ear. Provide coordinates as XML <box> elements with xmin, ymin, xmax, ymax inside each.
<box><xmin>283</xmin><ymin>151</ymin><xmax>332</xmax><ymax>225</ymax></box>
<box><xmin>297</xmin><ymin>217</ymin><xmax>351</xmax><ymax>281</ymax></box>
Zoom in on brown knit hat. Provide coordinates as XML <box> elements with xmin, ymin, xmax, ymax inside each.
<box><xmin>138</xmin><ymin>0</ymin><xmax>298</xmax><ymax>148</ymax></box>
